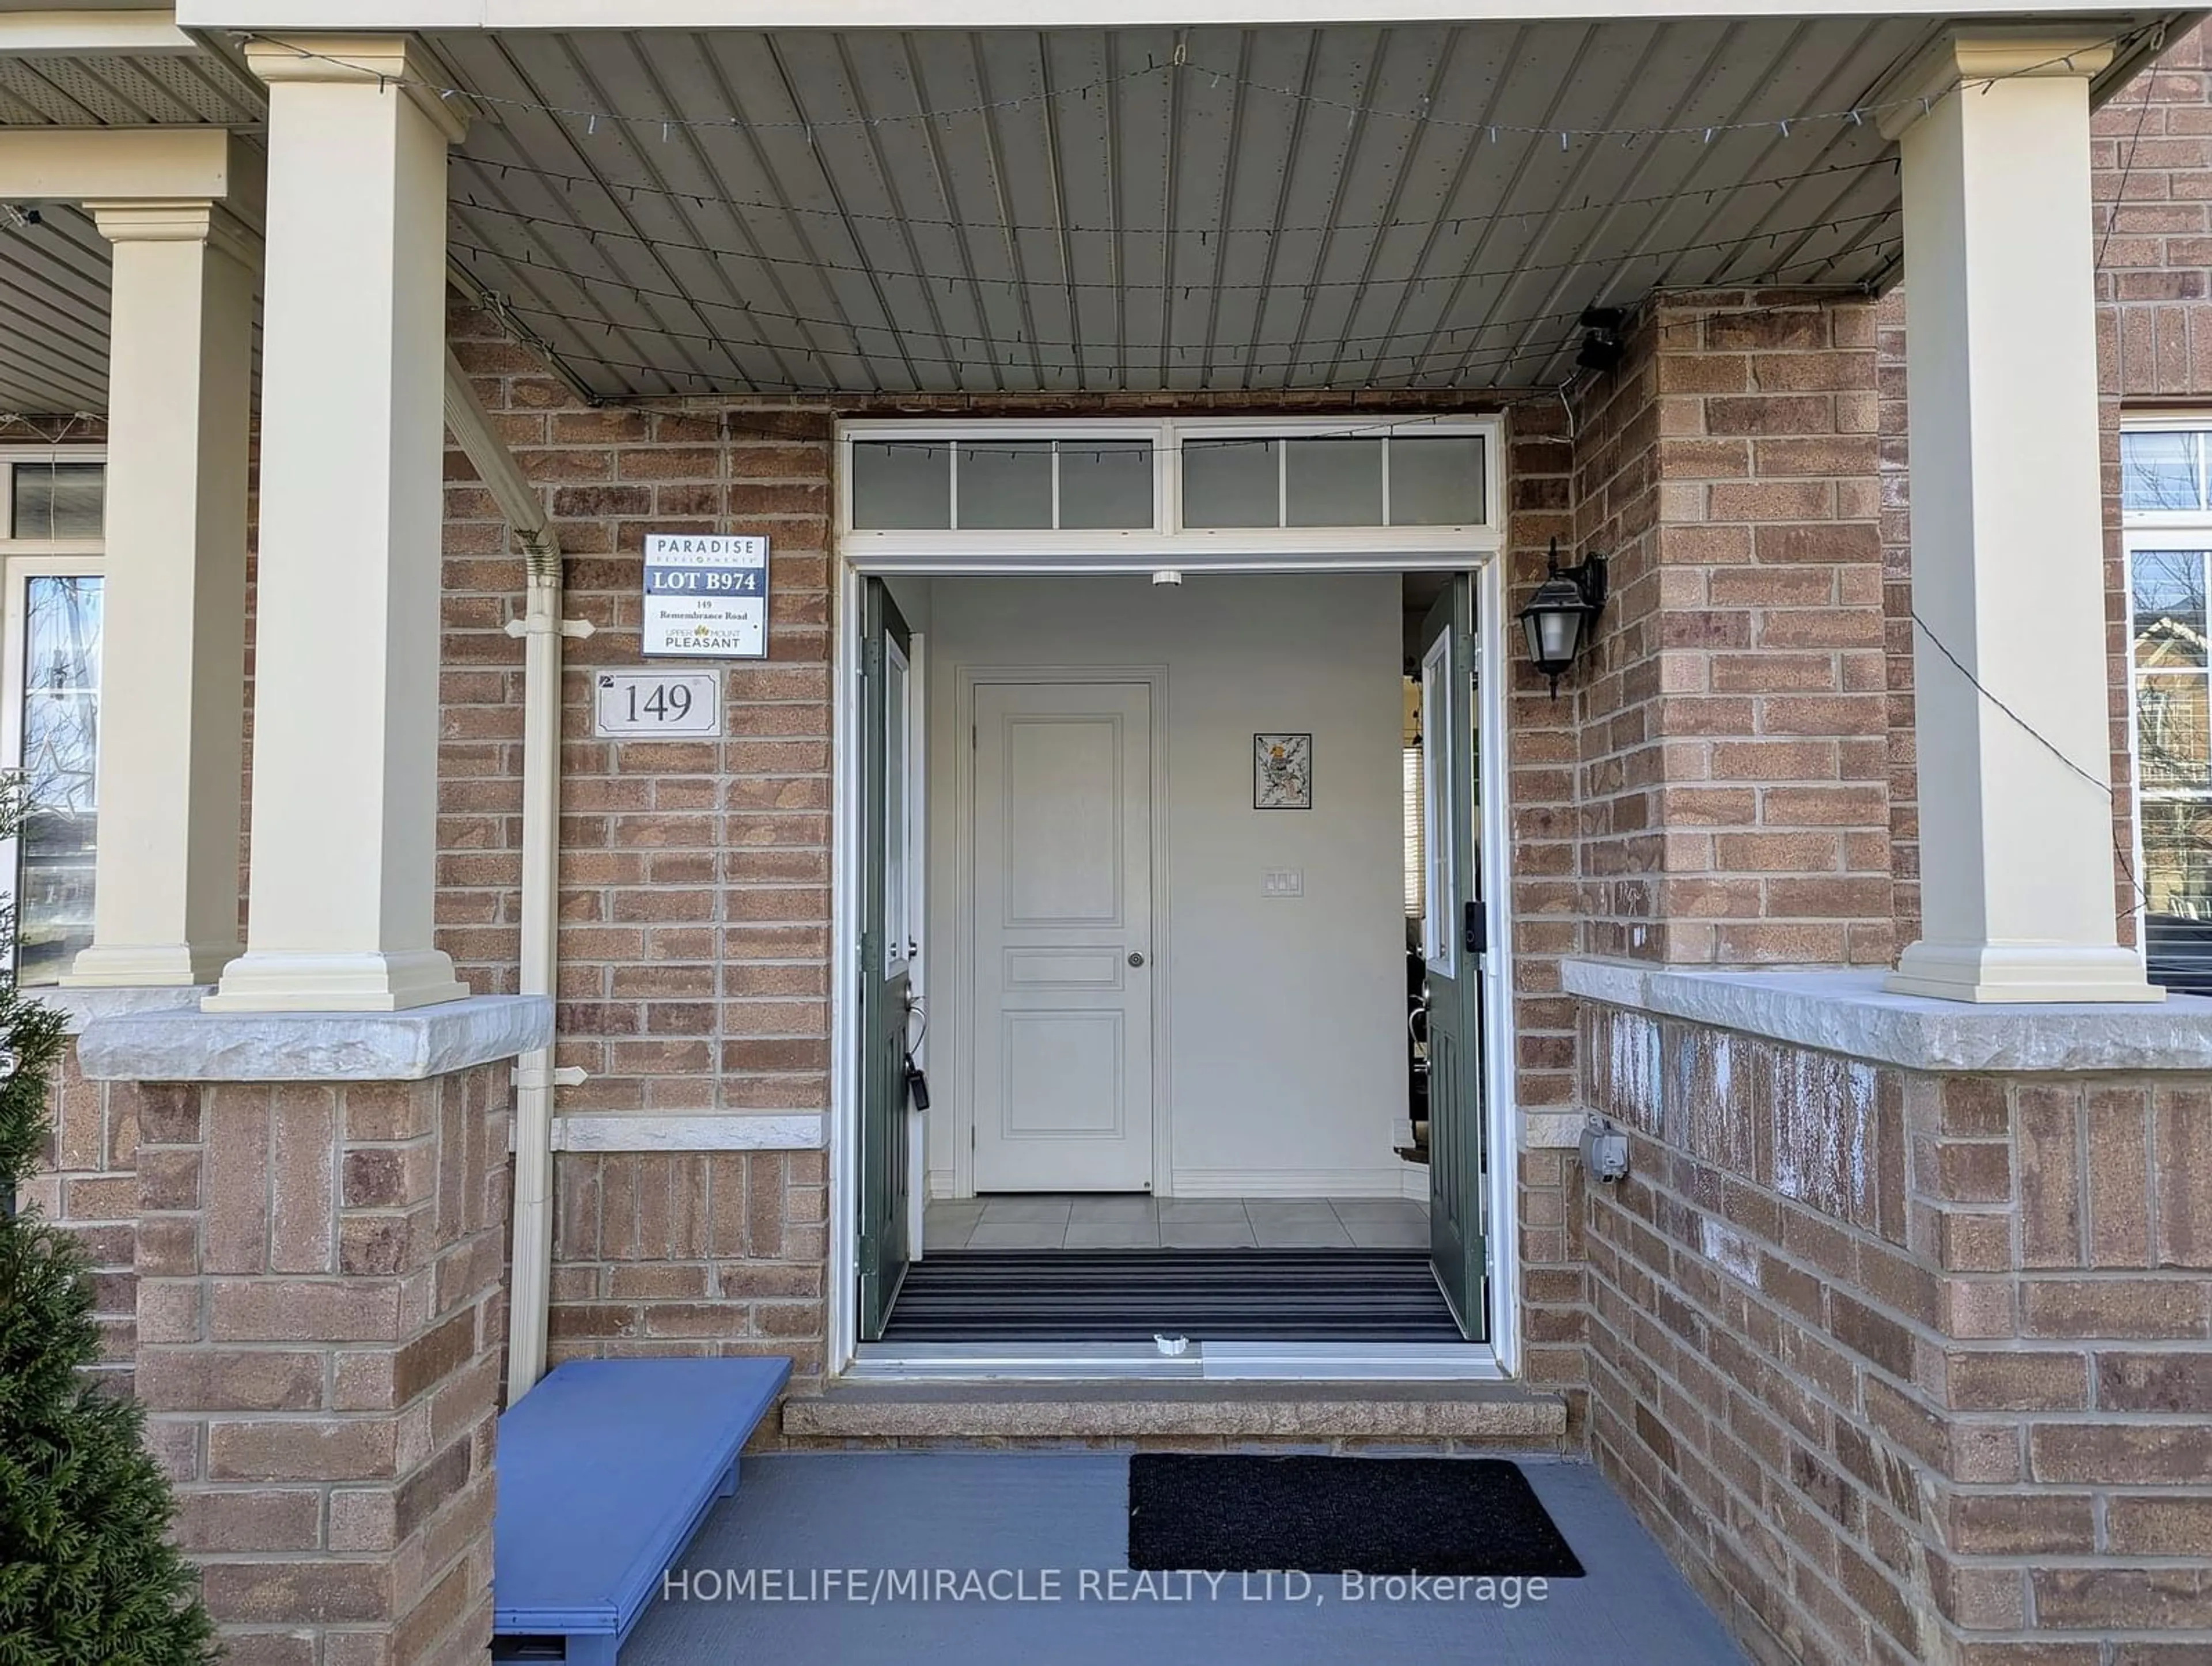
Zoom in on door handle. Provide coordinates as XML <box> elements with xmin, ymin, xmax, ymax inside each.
<box><xmin>1128</xmin><ymin>951</ymin><xmax>1146</xmax><ymax>967</ymax></box>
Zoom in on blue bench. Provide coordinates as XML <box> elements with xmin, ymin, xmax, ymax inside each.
<box><xmin>492</xmin><ymin>1355</ymin><xmax>792</xmax><ymax>1664</ymax></box>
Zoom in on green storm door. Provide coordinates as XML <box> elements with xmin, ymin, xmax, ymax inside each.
<box><xmin>1418</xmin><ymin>574</ymin><xmax>1489</xmax><ymax>1340</ymax></box>
<box><xmin>857</xmin><ymin>578</ymin><xmax>915</xmax><ymax>1342</ymax></box>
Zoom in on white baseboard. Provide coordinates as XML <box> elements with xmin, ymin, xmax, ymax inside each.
<box><xmin>926</xmin><ymin>1168</ymin><xmax>958</xmax><ymax>1199</ymax></box>
<box><xmin>1400</xmin><ymin>1160</ymin><xmax>1430</xmax><ymax>1201</ymax></box>
<box><xmin>1169</xmin><ymin>1167</ymin><xmax>1410</xmax><ymax>1199</ymax></box>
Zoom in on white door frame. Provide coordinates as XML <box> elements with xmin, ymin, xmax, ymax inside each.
<box><xmin>951</xmin><ymin>664</ymin><xmax>1173</xmax><ymax>1201</ymax></box>
<box><xmin>827</xmin><ymin>415</ymin><xmax>1518</xmax><ymax>1381</ymax></box>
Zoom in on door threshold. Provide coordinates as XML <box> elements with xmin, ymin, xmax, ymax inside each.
<box><xmin>847</xmin><ymin>1339</ymin><xmax>1504</xmax><ymax>1383</ymax></box>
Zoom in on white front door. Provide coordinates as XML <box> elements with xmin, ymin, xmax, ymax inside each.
<box><xmin>971</xmin><ymin>680</ymin><xmax>1154</xmax><ymax>1192</ymax></box>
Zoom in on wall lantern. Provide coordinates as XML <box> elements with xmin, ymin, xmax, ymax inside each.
<box><xmin>1518</xmin><ymin>536</ymin><xmax>1608</xmax><ymax>696</ymax></box>
<box><xmin>1575</xmin><ymin>307</ymin><xmax>1626</xmax><ymax>374</ymax></box>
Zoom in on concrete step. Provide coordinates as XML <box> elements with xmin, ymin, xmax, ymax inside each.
<box><xmin>779</xmin><ymin>1380</ymin><xmax>1569</xmax><ymax>1445</ymax></box>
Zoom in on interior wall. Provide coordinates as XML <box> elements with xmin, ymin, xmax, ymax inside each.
<box><xmin>920</xmin><ymin>572</ymin><xmax>1410</xmax><ymax>1197</ymax></box>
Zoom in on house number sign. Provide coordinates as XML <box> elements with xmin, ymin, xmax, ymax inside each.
<box><xmin>642</xmin><ymin>532</ymin><xmax>770</xmax><ymax>659</ymax></box>
<box><xmin>593</xmin><ymin>670</ymin><xmax>723</xmax><ymax>738</ymax></box>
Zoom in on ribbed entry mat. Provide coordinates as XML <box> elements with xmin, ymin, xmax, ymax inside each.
<box><xmin>1128</xmin><ymin>1455</ymin><xmax>1585</xmax><ymax>1576</ymax></box>
<box><xmin>881</xmin><ymin>1248</ymin><xmax>1464</xmax><ymax>1342</ymax></box>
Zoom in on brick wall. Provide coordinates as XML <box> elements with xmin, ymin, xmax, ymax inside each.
<box><xmin>134</xmin><ymin>1063</ymin><xmax>509</xmax><ymax>1665</ymax></box>
<box><xmin>546</xmin><ymin>1150</ymin><xmax>828</xmax><ymax>1384</ymax></box>
<box><xmin>1569</xmin><ymin>291</ymin><xmax>1892</xmax><ymax>970</ymax></box>
<box><xmin>443</xmin><ymin>302</ymin><xmax>1567</xmax><ymax>1368</ymax></box>
<box><xmin>1580</xmin><ymin>999</ymin><xmax>2212</xmax><ymax>1665</ymax></box>
<box><xmin>22</xmin><ymin>1044</ymin><xmax>142</xmax><ymax>1384</ymax></box>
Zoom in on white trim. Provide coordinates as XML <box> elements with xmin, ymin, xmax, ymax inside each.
<box><xmin>1475</xmin><ymin>553</ymin><xmax>1521</xmax><ymax>1377</ymax></box>
<box><xmin>952</xmin><ymin>664</ymin><xmax>1173</xmax><ymax>1201</ymax></box>
<box><xmin>828</xmin><ymin>418</ymin><xmax>1521</xmax><ymax>1381</ymax></box>
<box><xmin>1198</xmin><ymin>1342</ymin><xmax>1505</xmax><ymax>1381</ymax></box>
<box><xmin>830</xmin><ymin>570</ymin><xmax>863</xmax><ymax>1376</ymax></box>
<box><xmin>844</xmin><ymin>1340</ymin><xmax>1506</xmax><ymax>1383</ymax></box>
<box><xmin>838</xmin><ymin>416</ymin><xmax>1505</xmax><ymax>570</ymax></box>
<box><xmin>179</xmin><ymin>2</ymin><xmax>2177</xmax><ymax>34</ymax></box>
<box><xmin>550</xmin><ymin>1112</ymin><xmax>826</xmax><ymax>1152</ymax></box>
<box><xmin>0</xmin><ymin>13</ymin><xmax>198</xmax><ymax>56</ymax></box>
<box><xmin>904</xmin><ymin>631</ymin><xmax>931</xmax><ymax>1261</ymax></box>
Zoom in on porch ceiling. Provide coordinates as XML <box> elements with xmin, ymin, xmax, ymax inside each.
<box><xmin>434</xmin><ymin>16</ymin><xmax>2171</xmax><ymax>399</ymax></box>
<box><xmin>0</xmin><ymin>14</ymin><xmax>2187</xmax><ymax>412</ymax></box>
<box><xmin>0</xmin><ymin>35</ymin><xmax>263</xmax><ymax>412</ymax></box>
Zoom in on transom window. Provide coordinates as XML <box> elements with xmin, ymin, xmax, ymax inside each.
<box><xmin>0</xmin><ymin>452</ymin><xmax>105</xmax><ymax>986</ymax></box>
<box><xmin>838</xmin><ymin>418</ymin><xmax>1497</xmax><ymax>556</ymax></box>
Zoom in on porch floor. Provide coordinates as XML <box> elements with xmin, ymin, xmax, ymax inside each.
<box><xmin>926</xmin><ymin>1195</ymin><xmax>1429</xmax><ymax>1252</ymax></box>
<box><xmin>618</xmin><ymin>1452</ymin><xmax>1748</xmax><ymax>1665</ymax></box>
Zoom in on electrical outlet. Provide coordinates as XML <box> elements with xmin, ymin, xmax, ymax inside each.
<box><xmin>1262</xmin><ymin>868</ymin><xmax>1303</xmax><ymax>897</ymax></box>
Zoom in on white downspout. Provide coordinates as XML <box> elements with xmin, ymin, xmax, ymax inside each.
<box><xmin>442</xmin><ymin>349</ymin><xmax>591</xmax><ymax>1403</ymax></box>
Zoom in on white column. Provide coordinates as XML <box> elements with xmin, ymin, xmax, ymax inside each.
<box><xmin>1883</xmin><ymin>35</ymin><xmax>2162</xmax><ymax>1004</ymax></box>
<box><xmin>206</xmin><ymin>37</ymin><xmax>467</xmax><ymax>1012</ymax></box>
<box><xmin>60</xmin><ymin>198</ymin><xmax>256</xmax><ymax>986</ymax></box>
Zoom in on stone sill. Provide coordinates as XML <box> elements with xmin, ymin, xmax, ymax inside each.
<box><xmin>38</xmin><ymin>984</ymin><xmax>208</xmax><ymax>1035</ymax></box>
<box><xmin>75</xmin><ymin>993</ymin><xmax>554</xmax><ymax>1082</ymax></box>
<box><xmin>782</xmin><ymin>1380</ymin><xmax>1567</xmax><ymax>1443</ymax></box>
<box><xmin>1562</xmin><ymin>960</ymin><xmax>2212</xmax><ymax>1075</ymax></box>
<box><xmin>548</xmin><ymin>1112</ymin><xmax>826</xmax><ymax>1152</ymax></box>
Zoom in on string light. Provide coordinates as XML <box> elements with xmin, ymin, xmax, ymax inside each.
<box><xmin>459</xmin><ymin>285</ymin><xmax>1883</xmax><ymax>402</ymax></box>
<box><xmin>450</xmin><ymin>206</ymin><xmax>1902</xmax><ymax>299</ymax></box>
<box><xmin>450</xmin><ymin>152</ymin><xmax>1896</xmax><ymax>244</ymax></box>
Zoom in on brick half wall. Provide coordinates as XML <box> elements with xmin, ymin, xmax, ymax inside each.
<box><xmin>1578</xmin><ymin>997</ymin><xmax>2212</xmax><ymax>1666</ymax></box>
<box><xmin>133</xmin><ymin>1065</ymin><xmax>511</xmax><ymax>1666</ymax></box>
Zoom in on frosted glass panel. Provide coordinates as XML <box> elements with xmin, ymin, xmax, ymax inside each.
<box><xmin>957</xmin><ymin>442</ymin><xmax>1052</xmax><ymax>529</ymax></box>
<box><xmin>1391</xmin><ymin>436</ymin><xmax>1486</xmax><ymax>525</ymax></box>
<box><xmin>1182</xmin><ymin>438</ymin><xmax>1279</xmax><ymax>528</ymax></box>
<box><xmin>10</xmin><ymin>463</ymin><xmax>104</xmax><ymax>539</ymax></box>
<box><xmin>1286</xmin><ymin>439</ymin><xmax>1382</xmax><ymax>526</ymax></box>
<box><xmin>1059</xmin><ymin>441</ymin><xmax>1153</xmax><ymax>529</ymax></box>
<box><xmin>851</xmin><ymin>442</ymin><xmax>950</xmax><ymax>529</ymax></box>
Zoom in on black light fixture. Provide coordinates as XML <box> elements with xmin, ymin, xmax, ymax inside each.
<box><xmin>1518</xmin><ymin>536</ymin><xmax>1608</xmax><ymax>696</ymax></box>
<box><xmin>1575</xmin><ymin>306</ymin><xmax>1626</xmax><ymax>374</ymax></box>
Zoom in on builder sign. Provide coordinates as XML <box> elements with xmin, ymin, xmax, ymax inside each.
<box><xmin>642</xmin><ymin>533</ymin><xmax>770</xmax><ymax>659</ymax></box>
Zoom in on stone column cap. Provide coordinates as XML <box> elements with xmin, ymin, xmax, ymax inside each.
<box><xmin>76</xmin><ymin>993</ymin><xmax>551</xmax><ymax>1081</ymax></box>
<box><xmin>1562</xmin><ymin>959</ymin><xmax>2212</xmax><ymax>1074</ymax></box>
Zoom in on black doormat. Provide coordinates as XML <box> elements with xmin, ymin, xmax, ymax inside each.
<box><xmin>884</xmin><ymin>1249</ymin><xmax>1463</xmax><ymax>1342</ymax></box>
<box><xmin>1127</xmin><ymin>1455</ymin><xmax>1585</xmax><ymax>1577</ymax></box>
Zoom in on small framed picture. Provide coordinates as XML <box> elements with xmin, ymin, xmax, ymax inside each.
<box><xmin>1253</xmin><ymin>733</ymin><xmax>1313</xmax><ymax>810</ymax></box>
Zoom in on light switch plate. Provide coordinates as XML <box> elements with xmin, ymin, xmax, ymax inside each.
<box><xmin>1263</xmin><ymin>868</ymin><xmax>1304</xmax><ymax>897</ymax></box>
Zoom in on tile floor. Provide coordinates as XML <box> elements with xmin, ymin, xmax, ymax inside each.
<box><xmin>923</xmin><ymin>1194</ymin><xmax>1430</xmax><ymax>1252</ymax></box>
